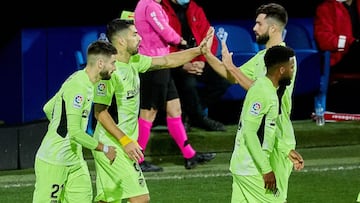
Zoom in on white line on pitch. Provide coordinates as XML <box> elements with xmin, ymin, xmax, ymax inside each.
<box><xmin>1</xmin><ymin>165</ymin><xmax>359</xmax><ymax>188</ymax></box>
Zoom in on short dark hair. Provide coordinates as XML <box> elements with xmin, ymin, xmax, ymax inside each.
<box><xmin>256</xmin><ymin>3</ymin><xmax>288</xmax><ymax>26</ymax></box>
<box><xmin>264</xmin><ymin>45</ymin><xmax>295</xmax><ymax>70</ymax></box>
<box><xmin>87</xmin><ymin>40</ymin><xmax>117</xmax><ymax>57</ymax></box>
<box><xmin>106</xmin><ymin>18</ymin><xmax>134</xmax><ymax>43</ymax></box>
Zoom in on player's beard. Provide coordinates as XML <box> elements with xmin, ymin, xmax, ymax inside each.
<box><xmin>100</xmin><ymin>70</ymin><xmax>112</xmax><ymax>80</ymax></box>
<box><xmin>128</xmin><ymin>43</ymin><xmax>139</xmax><ymax>55</ymax></box>
<box><xmin>277</xmin><ymin>77</ymin><xmax>291</xmax><ymax>102</ymax></box>
<box><xmin>256</xmin><ymin>33</ymin><xmax>270</xmax><ymax>45</ymax></box>
<box><xmin>279</xmin><ymin>77</ymin><xmax>291</xmax><ymax>87</ymax></box>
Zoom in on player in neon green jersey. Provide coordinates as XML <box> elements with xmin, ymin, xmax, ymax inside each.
<box><xmin>32</xmin><ymin>41</ymin><xmax>118</xmax><ymax>203</ymax></box>
<box><xmin>91</xmin><ymin>19</ymin><xmax>214</xmax><ymax>203</ymax></box>
<box><xmin>203</xmin><ymin>3</ymin><xmax>304</xmax><ymax>202</ymax></box>
<box><xmin>231</xmin><ymin>45</ymin><xmax>295</xmax><ymax>202</ymax></box>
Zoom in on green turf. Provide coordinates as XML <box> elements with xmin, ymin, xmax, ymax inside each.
<box><xmin>0</xmin><ymin>120</ymin><xmax>359</xmax><ymax>202</ymax></box>
<box><xmin>0</xmin><ymin>148</ymin><xmax>359</xmax><ymax>203</ymax></box>
<box><xmin>288</xmin><ymin>168</ymin><xmax>360</xmax><ymax>203</ymax></box>
<box><xmin>142</xmin><ymin>120</ymin><xmax>360</xmax><ymax>157</ymax></box>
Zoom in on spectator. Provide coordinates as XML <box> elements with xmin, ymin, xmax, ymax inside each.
<box><xmin>161</xmin><ymin>0</ymin><xmax>230</xmax><ymax>131</ymax></box>
<box><xmin>202</xmin><ymin>3</ymin><xmax>304</xmax><ymax>202</ymax></box>
<box><xmin>134</xmin><ymin>0</ymin><xmax>216</xmax><ymax>173</ymax></box>
<box><xmin>314</xmin><ymin>0</ymin><xmax>360</xmax><ymax>74</ymax></box>
<box><xmin>314</xmin><ymin>0</ymin><xmax>360</xmax><ymax>113</ymax></box>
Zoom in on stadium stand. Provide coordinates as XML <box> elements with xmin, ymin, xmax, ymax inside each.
<box><xmin>211</xmin><ymin>19</ymin><xmax>329</xmax><ymax>117</ymax></box>
<box><xmin>212</xmin><ymin>23</ymin><xmax>259</xmax><ymax>101</ymax></box>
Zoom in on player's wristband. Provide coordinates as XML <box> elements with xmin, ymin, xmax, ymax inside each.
<box><xmin>119</xmin><ymin>135</ymin><xmax>133</xmax><ymax>147</ymax></box>
<box><xmin>102</xmin><ymin>145</ymin><xmax>109</xmax><ymax>153</ymax></box>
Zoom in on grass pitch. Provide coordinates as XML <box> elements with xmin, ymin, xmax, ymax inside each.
<box><xmin>0</xmin><ymin>120</ymin><xmax>359</xmax><ymax>203</ymax></box>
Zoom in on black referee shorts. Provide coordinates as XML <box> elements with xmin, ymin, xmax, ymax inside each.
<box><xmin>140</xmin><ymin>69</ymin><xmax>179</xmax><ymax>111</ymax></box>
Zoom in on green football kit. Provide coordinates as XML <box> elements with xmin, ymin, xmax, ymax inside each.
<box><xmin>33</xmin><ymin>69</ymin><xmax>99</xmax><ymax>203</ymax></box>
<box><xmin>230</xmin><ymin>76</ymin><xmax>281</xmax><ymax>203</ymax></box>
<box><xmin>238</xmin><ymin>42</ymin><xmax>298</xmax><ymax>202</ymax></box>
<box><xmin>92</xmin><ymin>54</ymin><xmax>151</xmax><ymax>202</ymax></box>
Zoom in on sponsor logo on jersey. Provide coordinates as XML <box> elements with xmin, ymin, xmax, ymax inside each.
<box><xmin>126</xmin><ymin>88</ymin><xmax>138</xmax><ymax>99</ymax></box>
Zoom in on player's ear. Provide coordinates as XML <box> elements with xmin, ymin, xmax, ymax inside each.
<box><xmin>97</xmin><ymin>58</ymin><xmax>104</xmax><ymax>70</ymax></box>
<box><xmin>279</xmin><ymin>66</ymin><xmax>286</xmax><ymax>75</ymax></box>
<box><xmin>118</xmin><ymin>37</ymin><xmax>127</xmax><ymax>47</ymax></box>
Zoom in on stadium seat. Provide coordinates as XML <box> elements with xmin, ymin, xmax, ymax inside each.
<box><xmin>74</xmin><ymin>30</ymin><xmax>99</xmax><ymax>69</ymax></box>
<box><xmin>284</xmin><ymin>20</ymin><xmax>329</xmax><ymax>119</ymax></box>
<box><xmin>212</xmin><ymin>23</ymin><xmax>259</xmax><ymax>101</ymax></box>
<box><xmin>285</xmin><ymin>20</ymin><xmax>317</xmax><ymax>49</ymax></box>
<box><xmin>213</xmin><ymin>23</ymin><xmax>259</xmax><ymax>65</ymax></box>
<box><xmin>74</xmin><ymin>50</ymin><xmax>85</xmax><ymax>70</ymax></box>
<box><xmin>293</xmin><ymin>50</ymin><xmax>322</xmax><ymax>96</ymax></box>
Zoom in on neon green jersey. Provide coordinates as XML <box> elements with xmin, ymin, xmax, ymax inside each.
<box><xmin>230</xmin><ymin>77</ymin><xmax>279</xmax><ymax>175</ymax></box>
<box><xmin>93</xmin><ymin>54</ymin><xmax>152</xmax><ymax>145</ymax></box>
<box><xmin>240</xmin><ymin>42</ymin><xmax>297</xmax><ymax>155</ymax></box>
<box><xmin>36</xmin><ymin>70</ymin><xmax>98</xmax><ymax>166</ymax></box>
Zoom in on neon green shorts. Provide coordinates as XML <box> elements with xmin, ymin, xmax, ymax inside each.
<box><xmin>270</xmin><ymin>147</ymin><xmax>294</xmax><ymax>202</ymax></box>
<box><xmin>92</xmin><ymin>147</ymin><xmax>149</xmax><ymax>202</ymax></box>
<box><xmin>231</xmin><ymin>173</ymin><xmax>282</xmax><ymax>203</ymax></box>
<box><xmin>32</xmin><ymin>157</ymin><xmax>93</xmax><ymax>203</ymax></box>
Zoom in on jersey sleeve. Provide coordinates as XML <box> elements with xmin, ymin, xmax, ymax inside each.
<box><xmin>241</xmin><ymin>84</ymin><xmax>276</xmax><ymax>174</ymax></box>
<box><xmin>63</xmin><ymin>86</ymin><xmax>98</xmax><ymax>150</ymax></box>
<box><xmin>67</xmin><ymin>113</ymin><xmax>98</xmax><ymax>150</ymax></box>
<box><xmin>242</xmin><ymin>120</ymin><xmax>273</xmax><ymax>174</ymax></box>
<box><xmin>94</xmin><ymin>78</ymin><xmax>116</xmax><ymax>106</ymax></box>
<box><xmin>240</xmin><ymin>50</ymin><xmax>266</xmax><ymax>80</ymax></box>
<box><xmin>132</xmin><ymin>54</ymin><xmax>152</xmax><ymax>73</ymax></box>
<box><xmin>239</xmin><ymin>54</ymin><xmax>259</xmax><ymax>79</ymax></box>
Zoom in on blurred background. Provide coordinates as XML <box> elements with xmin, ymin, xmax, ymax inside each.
<box><xmin>1</xmin><ymin>0</ymin><xmax>323</xmax><ymax>48</ymax></box>
<box><xmin>0</xmin><ymin>0</ymin><xmax>327</xmax><ymax>125</ymax></box>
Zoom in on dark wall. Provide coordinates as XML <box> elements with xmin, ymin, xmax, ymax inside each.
<box><xmin>10</xmin><ymin>0</ymin><xmax>323</xmax><ymax>27</ymax></box>
<box><xmin>0</xmin><ymin>120</ymin><xmax>47</xmax><ymax>170</ymax></box>
<box><xmin>0</xmin><ymin>26</ymin><xmax>106</xmax><ymax>125</ymax></box>
<box><xmin>2</xmin><ymin>0</ymin><xmax>323</xmax><ymax>48</ymax></box>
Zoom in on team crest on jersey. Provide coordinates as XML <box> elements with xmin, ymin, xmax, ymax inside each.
<box><xmin>82</xmin><ymin>109</ymin><xmax>89</xmax><ymax>118</ymax></box>
<box><xmin>96</xmin><ymin>82</ymin><xmax>106</xmax><ymax>96</ymax></box>
<box><xmin>250</xmin><ymin>102</ymin><xmax>261</xmax><ymax>116</ymax></box>
<box><xmin>73</xmin><ymin>95</ymin><xmax>84</xmax><ymax>109</ymax></box>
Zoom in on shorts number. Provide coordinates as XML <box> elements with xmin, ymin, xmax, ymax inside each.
<box><xmin>51</xmin><ymin>184</ymin><xmax>64</xmax><ymax>198</ymax></box>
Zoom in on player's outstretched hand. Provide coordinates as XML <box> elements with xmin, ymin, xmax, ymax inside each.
<box><xmin>221</xmin><ymin>41</ymin><xmax>235</xmax><ymax>71</ymax></box>
<box><xmin>199</xmin><ymin>26</ymin><xmax>215</xmax><ymax>55</ymax></box>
